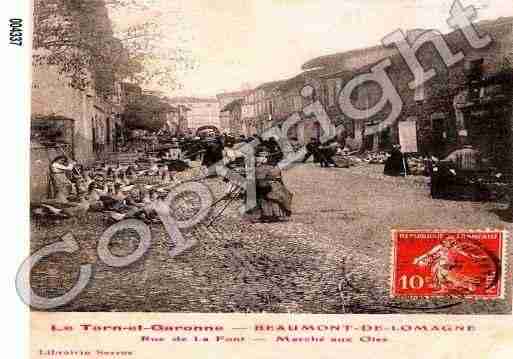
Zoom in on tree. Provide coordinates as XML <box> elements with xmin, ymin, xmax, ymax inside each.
<box><xmin>107</xmin><ymin>0</ymin><xmax>198</xmax><ymax>90</ymax></box>
<box><xmin>33</xmin><ymin>0</ymin><xmax>196</xmax><ymax>95</ymax></box>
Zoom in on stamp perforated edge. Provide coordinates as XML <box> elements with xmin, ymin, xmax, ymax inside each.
<box><xmin>389</xmin><ymin>229</ymin><xmax>509</xmax><ymax>300</ymax></box>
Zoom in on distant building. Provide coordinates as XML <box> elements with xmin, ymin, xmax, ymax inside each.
<box><xmin>217</xmin><ymin>90</ymin><xmax>251</xmax><ymax>109</ymax></box>
<box><xmin>254</xmin><ymin>81</ymin><xmax>285</xmax><ymax>134</ymax></box>
<box><xmin>124</xmin><ymin>93</ymin><xmax>178</xmax><ymax>132</ymax></box>
<box><xmin>238</xmin><ymin>82</ymin><xmax>283</xmax><ymax>137</ymax></box>
<box><xmin>241</xmin><ymin>89</ymin><xmax>257</xmax><ymax>136</ymax></box>
<box><xmin>271</xmin><ymin>70</ymin><xmax>328</xmax><ymax>143</ymax></box>
<box><xmin>216</xmin><ymin>90</ymin><xmax>251</xmax><ymax>133</ymax></box>
<box><xmin>164</xmin><ymin>104</ymin><xmax>191</xmax><ymax>136</ymax></box>
<box><xmin>167</xmin><ymin>97</ymin><xmax>220</xmax><ymax>133</ymax></box>
<box><xmin>220</xmin><ymin>99</ymin><xmax>244</xmax><ymax>136</ymax></box>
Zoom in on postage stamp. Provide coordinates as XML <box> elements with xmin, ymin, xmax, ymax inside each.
<box><xmin>391</xmin><ymin>230</ymin><xmax>507</xmax><ymax>299</ymax></box>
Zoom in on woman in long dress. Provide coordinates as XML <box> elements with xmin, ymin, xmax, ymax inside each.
<box><xmin>253</xmin><ymin>150</ymin><xmax>293</xmax><ymax>222</ymax></box>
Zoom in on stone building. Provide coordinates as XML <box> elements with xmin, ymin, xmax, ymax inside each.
<box><xmin>31</xmin><ymin>58</ymin><xmax>96</xmax><ymax>201</ymax></box>
<box><xmin>31</xmin><ymin>60</ymin><xmax>127</xmax><ymax>201</ymax></box>
<box><xmin>253</xmin><ymin>81</ymin><xmax>284</xmax><ymax>134</ymax></box>
<box><xmin>305</xmin><ymin>17</ymin><xmax>513</xmax><ymax>153</ymax></box>
<box><xmin>30</xmin><ymin>0</ymin><xmax>129</xmax><ymax>201</ymax></box>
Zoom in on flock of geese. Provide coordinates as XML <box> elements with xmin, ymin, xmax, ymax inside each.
<box><xmin>31</xmin><ymin>159</ymin><xmax>194</xmax><ymax>225</ymax></box>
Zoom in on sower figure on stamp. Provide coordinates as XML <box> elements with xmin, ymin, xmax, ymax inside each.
<box><xmin>413</xmin><ymin>235</ymin><xmax>482</xmax><ymax>293</ymax></box>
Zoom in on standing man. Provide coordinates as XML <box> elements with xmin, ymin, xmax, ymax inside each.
<box><xmin>49</xmin><ymin>155</ymin><xmax>77</xmax><ymax>203</ymax></box>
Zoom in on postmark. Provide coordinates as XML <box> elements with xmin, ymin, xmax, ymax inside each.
<box><xmin>391</xmin><ymin>230</ymin><xmax>506</xmax><ymax>299</ymax></box>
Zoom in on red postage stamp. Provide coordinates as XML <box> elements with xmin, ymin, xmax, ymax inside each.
<box><xmin>391</xmin><ymin>230</ymin><xmax>506</xmax><ymax>299</ymax></box>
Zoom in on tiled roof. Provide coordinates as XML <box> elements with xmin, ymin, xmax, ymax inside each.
<box><xmin>277</xmin><ymin>68</ymin><xmax>330</xmax><ymax>93</ymax></box>
<box><xmin>255</xmin><ymin>80</ymin><xmax>286</xmax><ymax>91</ymax></box>
<box><xmin>301</xmin><ymin>44</ymin><xmax>396</xmax><ymax>73</ymax></box>
<box><xmin>301</xmin><ymin>16</ymin><xmax>513</xmax><ymax>76</ymax></box>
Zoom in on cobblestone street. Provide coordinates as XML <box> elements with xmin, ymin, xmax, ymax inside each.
<box><xmin>31</xmin><ymin>163</ymin><xmax>512</xmax><ymax>314</ymax></box>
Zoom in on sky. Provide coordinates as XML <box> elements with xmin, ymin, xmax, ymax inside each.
<box><xmin>110</xmin><ymin>0</ymin><xmax>512</xmax><ymax>98</ymax></box>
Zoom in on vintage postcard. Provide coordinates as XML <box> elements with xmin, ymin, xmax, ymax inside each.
<box><xmin>7</xmin><ymin>0</ymin><xmax>513</xmax><ymax>357</ymax></box>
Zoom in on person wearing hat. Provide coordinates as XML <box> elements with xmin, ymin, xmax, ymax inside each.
<box><xmin>167</xmin><ymin>138</ymin><xmax>182</xmax><ymax>161</ymax></box>
<box><xmin>251</xmin><ymin>149</ymin><xmax>293</xmax><ymax>223</ymax></box>
<box><xmin>201</xmin><ymin>136</ymin><xmax>224</xmax><ymax>177</ymax></box>
<box><xmin>384</xmin><ymin>144</ymin><xmax>409</xmax><ymax>176</ymax></box>
<box><xmin>49</xmin><ymin>155</ymin><xmax>77</xmax><ymax>203</ymax></box>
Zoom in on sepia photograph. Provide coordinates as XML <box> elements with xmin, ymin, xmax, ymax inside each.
<box><xmin>24</xmin><ymin>0</ymin><xmax>513</xmax><ymax>316</ymax></box>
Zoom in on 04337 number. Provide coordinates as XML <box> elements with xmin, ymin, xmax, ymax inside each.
<box><xmin>9</xmin><ymin>18</ymin><xmax>23</xmax><ymax>46</ymax></box>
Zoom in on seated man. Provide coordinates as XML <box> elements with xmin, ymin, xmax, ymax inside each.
<box><xmin>432</xmin><ymin>144</ymin><xmax>486</xmax><ymax>200</ymax></box>
<box><xmin>302</xmin><ymin>138</ymin><xmax>321</xmax><ymax>164</ymax></box>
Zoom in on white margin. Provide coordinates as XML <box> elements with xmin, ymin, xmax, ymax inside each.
<box><xmin>0</xmin><ymin>0</ymin><xmax>32</xmax><ymax>358</ymax></box>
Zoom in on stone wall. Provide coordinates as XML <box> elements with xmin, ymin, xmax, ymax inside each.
<box><xmin>32</xmin><ymin>63</ymin><xmax>96</xmax><ymax>162</ymax></box>
<box><xmin>31</xmin><ymin>63</ymin><xmax>97</xmax><ymax>201</ymax></box>
<box><xmin>338</xmin><ymin>19</ymin><xmax>513</xmax><ymax>153</ymax></box>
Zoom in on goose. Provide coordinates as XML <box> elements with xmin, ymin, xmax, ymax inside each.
<box><xmin>40</xmin><ymin>196</ymin><xmax>90</xmax><ymax>218</ymax></box>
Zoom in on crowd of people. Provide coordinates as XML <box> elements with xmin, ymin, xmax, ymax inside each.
<box><xmin>35</xmin><ymin>128</ymin><xmax>503</xmax><ymax>228</ymax></box>
<box><xmin>35</xmin><ymin>131</ymin><xmax>298</xmax><ymax>225</ymax></box>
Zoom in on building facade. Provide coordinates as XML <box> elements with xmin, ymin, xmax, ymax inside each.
<box><xmin>216</xmin><ymin>90</ymin><xmax>250</xmax><ymax>133</ymax></box>
<box><xmin>220</xmin><ymin>99</ymin><xmax>244</xmax><ymax>136</ymax></box>
<box><xmin>241</xmin><ymin>90</ymin><xmax>257</xmax><ymax>136</ymax></box>
<box><xmin>308</xmin><ymin>17</ymin><xmax>513</xmax><ymax>153</ymax></box>
<box><xmin>167</xmin><ymin>97</ymin><xmax>220</xmax><ymax>133</ymax></box>
<box><xmin>239</xmin><ymin>82</ymin><xmax>284</xmax><ymax>136</ymax></box>
<box><xmin>31</xmin><ymin>59</ymin><xmax>97</xmax><ymax>201</ymax></box>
